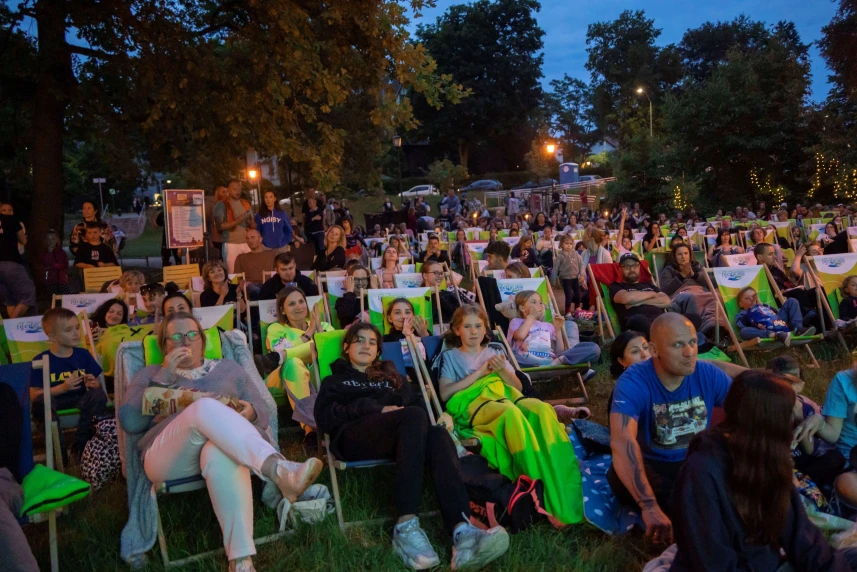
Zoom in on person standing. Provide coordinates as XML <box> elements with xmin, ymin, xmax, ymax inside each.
<box><xmin>153</xmin><ymin>208</ymin><xmax>181</xmax><ymax>267</ymax></box>
<box><xmin>0</xmin><ymin>209</ymin><xmax>33</xmax><ymax>318</ymax></box>
<box><xmin>255</xmin><ymin>190</ymin><xmax>300</xmax><ymax>254</ymax></box>
<box><xmin>214</xmin><ymin>179</ymin><xmax>255</xmax><ymax>273</ymax></box>
<box><xmin>304</xmin><ymin>197</ymin><xmax>325</xmax><ymax>256</ymax></box>
<box><xmin>206</xmin><ymin>185</ymin><xmax>228</xmax><ymax>259</ymax></box>
<box><xmin>40</xmin><ymin>229</ymin><xmax>70</xmax><ymax>296</ymax></box>
<box><xmin>69</xmin><ymin>200</ymin><xmax>117</xmax><ymax>257</ymax></box>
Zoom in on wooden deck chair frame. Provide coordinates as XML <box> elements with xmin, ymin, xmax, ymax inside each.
<box><xmin>704</xmin><ymin>266</ymin><xmax>819</xmax><ymax>368</ymax></box>
<box><xmin>310</xmin><ymin>333</ymin><xmax>439</xmax><ymax>531</ymax></box>
<box><xmin>82</xmin><ymin>265</ymin><xmax>123</xmax><ymax>293</ymax></box>
<box><xmin>804</xmin><ymin>255</ymin><xmax>852</xmax><ymax>351</ymax></box>
<box><xmin>162</xmin><ymin>263</ymin><xmax>201</xmax><ymax>290</ymax></box>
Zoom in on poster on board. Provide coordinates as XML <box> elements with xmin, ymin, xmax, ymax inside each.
<box><xmin>164</xmin><ymin>189</ymin><xmax>206</xmax><ymax>249</ymax></box>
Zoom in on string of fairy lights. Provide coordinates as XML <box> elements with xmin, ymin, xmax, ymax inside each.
<box><xmin>672</xmin><ymin>184</ymin><xmax>689</xmax><ymax>210</ymax></box>
<box><xmin>809</xmin><ymin>152</ymin><xmax>857</xmax><ymax>200</ymax></box>
<box><xmin>749</xmin><ymin>168</ymin><xmax>786</xmax><ymax>204</ymax></box>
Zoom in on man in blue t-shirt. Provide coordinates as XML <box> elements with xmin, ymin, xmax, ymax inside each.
<box><xmin>30</xmin><ymin>308</ymin><xmax>108</xmax><ymax>459</ymax></box>
<box><xmin>608</xmin><ymin>312</ymin><xmax>730</xmax><ymax>545</ymax></box>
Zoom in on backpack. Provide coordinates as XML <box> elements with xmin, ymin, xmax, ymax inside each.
<box><xmin>459</xmin><ymin>454</ymin><xmax>559</xmax><ymax>532</ymax></box>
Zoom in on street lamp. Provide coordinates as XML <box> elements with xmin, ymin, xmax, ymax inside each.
<box><xmin>392</xmin><ymin>135</ymin><xmax>403</xmax><ymax>196</ymax></box>
<box><xmin>545</xmin><ymin>143</ymin><xmax>556</xmax><ymax>154</ymax></box>
<box><xmin>247</xmin><ymin>168</ymin><xmax>260</xmax><ymax>206</ymax></box>
<box><xmin>636</xmin><ymin>87</ymin><xmax>653</xmax><ymax>138</ymax></box>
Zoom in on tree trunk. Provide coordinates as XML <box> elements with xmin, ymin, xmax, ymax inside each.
<box><xmin>30</xmin><ymin>0</ymin><xmax>68</xmax><ymax>267</ymax></box>
<box><xmin>457</xmin><ymin>139</ymin><xmax>469</xmax><ymax>171</ymax></box>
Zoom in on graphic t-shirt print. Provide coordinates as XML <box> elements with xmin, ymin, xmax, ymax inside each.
<box><xmin>651</xmin><ymin>397</ymin><xmax>708</xmax><ymax>450</ymax></box>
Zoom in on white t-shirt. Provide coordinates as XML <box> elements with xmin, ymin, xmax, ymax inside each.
<box><xmin>507</xmin><ymin>318</ymin><xmax>555</xmax><ymax>359</ymax></box>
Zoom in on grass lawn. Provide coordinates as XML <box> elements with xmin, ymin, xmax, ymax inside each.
<box><xmin>121</xmin><ymin>226</ymin><xmax>164</xmax><ymax>258</ymax></box>
<box><xmin>22</xmin><ymin>336</ymin><xmax>852</xmax><ymax>571</ymax></box>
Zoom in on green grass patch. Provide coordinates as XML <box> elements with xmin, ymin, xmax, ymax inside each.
<box><xmin>121</xmin><ymin>226</ymin><xmax>163</xmax><ymax>258</ymax></box>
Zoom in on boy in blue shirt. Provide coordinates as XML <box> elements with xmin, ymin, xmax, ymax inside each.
<box><xmin>30</xmin><ymin>308</ymin><xmax>107</xmax><ymax>460</ymax></box>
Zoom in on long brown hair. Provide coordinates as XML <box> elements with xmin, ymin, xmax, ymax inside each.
<box><xmin>442</xmin><ymin>304</ymin><xmax>491</xmax><ymax>348</ymax></box>
<box><xmin>342</xmin><ymin>322</ymin><xmax>405</xmax><ymax>389</ymax></box>
<box><xmin>716</xmin><ymin>370</ymin><xmax>795</xmax><ymax>546</ymax></box>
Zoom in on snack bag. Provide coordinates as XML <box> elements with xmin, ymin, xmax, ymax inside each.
<box><xmin>142</xmin><ymin>384</ymin><xmax>241</xmax><ymax>416</ymax></box>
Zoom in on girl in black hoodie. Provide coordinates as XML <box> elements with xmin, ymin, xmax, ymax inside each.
<box><xmin>667</xmin><ymin>370</ymin><xmax>857</xmax><ymax>571</ymax></box>
<box><xmin>314</xmin><ymin>322</ymin><xmax>509</xmax><ymax>571</ymax></box>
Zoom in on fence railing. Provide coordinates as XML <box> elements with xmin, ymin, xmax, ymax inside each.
<box><xmin>483</xmin><ymin>178</ymin><xmax>615</xmax><ymax>211</ymax></box>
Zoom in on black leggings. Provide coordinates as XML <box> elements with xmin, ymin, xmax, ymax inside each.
<box><xmin>335</xmin><ymin>406</ymin><xmax>470</xmax><ymax>534</ymax></box>
<box><xmin>561</xmin><ymin>278</ymin><xmax>581</xmax><ymax>311</ymax></box>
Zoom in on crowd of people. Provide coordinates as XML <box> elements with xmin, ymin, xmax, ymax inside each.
<box><xmin>8</xmin><ymin>186</ymin><xmax>857</xmax><ymax>571</ymax></box>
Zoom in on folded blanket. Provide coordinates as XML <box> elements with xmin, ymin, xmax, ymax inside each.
<box><xmin>445</xmin><ymin>374</ymin><xmax>583</xmax><ymax>525</ymax></box>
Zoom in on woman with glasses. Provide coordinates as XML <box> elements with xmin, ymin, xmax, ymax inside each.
<box><xmin>120</xmin><ymin>312</ymin><xmax>322</xmax><ymax>572</ymax></box>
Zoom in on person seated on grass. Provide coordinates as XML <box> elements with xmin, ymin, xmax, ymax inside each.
<box><xmin>735</xmin><ymin>286</ymin><xmax>815</xmax><ymax>347</ymax></box>
<box><xmin>768</xmin><ymin>355</ymin><xmax>846</xmax><ymax>494</ymax></box>
<box><xmin>608</xmin><ymin>313</ymin><xmax>731</xmax><ymax>546</ymax></box>
<box><xmin>120</xmin><ymin>312</ymin><xmax>321</xmax><ymax>572</ymax></box>
<box><xmin>30</xmin><ymin>308</ymin><xmax>108</xmax><ymax>462</ymax></box>
<box><xmin>609</xmin><ymin>330</ymin><xmax>650</xmax><ymax>380</ymax></box>
<box><xmin>266</xmin><ymin>286</ymin><xmax>333</xmax><ymax>452</ymax></box>
<box><xmin>74</xmin><ymin>221</ymin><xmax>118</xmax><ymax>269</ymax></box>
<box><xmin>664</xmin><ymin>370</ymin><xmax>857</xmax><ymax>571</ymax></box>
<box><xmin>258</xmin><ymin>251</ymin><xmax>319</xmax><ymax>300</ymax></box>
<box><xmin>334</xmin><ymin>263</ymin><xmax>372</xmax><ymax>328</ymax></box>
<box><xmin>837</xmin><ymin>275</ymin><xmax>857</xmax><ymax>328</ymax></box>
<box><xmin>437</xmin><ymin>305</ymin><xmax>584</xmax><ymax>526</ymax></box>
<box><xmin>790</xmin><ymin>350</ymin><xmax>857</xmax><ymax>520</ymax></box>
<box><xmin>417</xmin><ymin>234</ymin><xmax>451</xmax><ymax>267</ymax></box>
<box><xmin>315</xmin><ymin>321</ymin><xmax>510</xmax><ymax>570</ymax></box>
<box><xmin>507</xmin><ymin>289</ymin><xmax>599</xmax><ymax>380</ymax></box>
<box><xmin>89</xmin><ymin>298</ymin><xmax>130</xmax><ymax>343</ymax></box>
<box><xmin>162</xmin><ymin>283</ymin><xmax>193</xmax><ymax>316</ymax></box>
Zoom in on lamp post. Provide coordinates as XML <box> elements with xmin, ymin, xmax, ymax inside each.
<box><xmin>248</xmin><ymin>168</ymin><xmax>260</xmax><ymax>207</ymax></box>
<box><xmin>392</xmin><ymin>135</ymin><xmax>403</xmax><ymax>196</ymax></box>
<box><xmin>636</xmin><ymin>87</ymin><xmax>653</xmax><ymax>138</ymax></box>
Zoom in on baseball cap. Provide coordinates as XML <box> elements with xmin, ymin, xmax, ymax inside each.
<box><xmin>618</xmin><ymin>252</ymin><xmax>640</xmax><ymax>265</ymax></box>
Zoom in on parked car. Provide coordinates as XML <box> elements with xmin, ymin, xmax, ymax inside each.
<box><xmin>400</xmin><ymin>184</ymin><xmax>439</xmax><ymax>198</ymax></box>
<box><xmin>511</xmin><ymin>178</ymin><xmax>558</xmax><ymax>190</ymax></box>
<box><xmin>460</xmin><ymin>179</ymin><xmax>503</xmax><ymax>192</ymax></box>
<box><xmin>578</xmin><ymin>175</ymin><xmax>604</xmax><ymax>182</ymax></box>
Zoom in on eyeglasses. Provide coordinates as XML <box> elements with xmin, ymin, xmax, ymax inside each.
<box><xmin>426</xmin><ymin>271</ymin><xmax>444</xmax><ymax>277</ymax></box>
<box><xmin>167</xmin><ymin>331</ymin><xmax>202</xmax><ymax>344</ymax></box>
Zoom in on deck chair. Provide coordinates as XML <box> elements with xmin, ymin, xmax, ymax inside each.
<box><xmin>3</xmin><ymin>358</ymin><xmax>91</xmax><ymax>572</ymax></box>
<box><xmin>113</xmin><ymin>330</ymin><xmax>285</xmax><ymax>568</ymax></box>
<box><xmin>162</xmin><ymin>263</ymin><xmax>201</xmax><ymax>290</ymax></box>
<box><xmin>707</xmin><ymin>265</ymin><xmax>822</xmax><ymax>367</ymax></box>
<box><xmin>807</xmin><ymin>254</ymin><xmax>857</xmax><ymax>343</ymax></box>
<box><xmin>83</xmin><ymin>266</ymin><xmax>123</xmax><ymax>293</ymax></box>
<box><xmin>366</xmin><ymin>287</ymin><xmax>435</xmax><ymax>334</ymax></box>
<box><xmin>319</xmin><ymin>273</ymin><xmax>349</xmax><ymax>328</ymax></box>
<box><xmin>722</xmin><ymin>253</ymin><xmax>758</xmax><ymax>267</ymax></box>
<box><xmin>311</xmin><ymin>330</ymin><xmax>439</xmax><ymax>531</ymax></box>
<box><xmin>52</xmin><ymin>292</ymin><xmax>116</xmax><ymax>314</ymax></box>
<box><xmin>587</xmin><ymin>261</ymin><xmax>654</xmax><ymax>344</ymax></box>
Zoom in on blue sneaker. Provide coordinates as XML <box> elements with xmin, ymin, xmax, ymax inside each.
<box><xmin>393</xmin><ymin>517</ymin><xmax>440</xmax><ymax>570</ymax></box>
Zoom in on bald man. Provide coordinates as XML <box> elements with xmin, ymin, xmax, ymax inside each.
<box><xmin>607</xmin><ymin>313</ymin><xmax>731</xmax><ymax>545</ymax></box>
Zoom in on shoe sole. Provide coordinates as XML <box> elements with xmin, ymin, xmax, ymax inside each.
<box><xmin>452</xmin><ymin>528</ymin><xmax>510</xmax><ymax>570</ymax></box>
<box><xmin>393</xmin><ymin>544</ymin><xmax>441</xmax><ymax>570</ymax></box>
<box><xmin>278</xmin><ymin>458</ymin><xmax>323</xmax><ymax>502</ymax></box>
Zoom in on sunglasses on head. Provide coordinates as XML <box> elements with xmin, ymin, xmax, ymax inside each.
<box><xmin>141</xmin><ymin>283</ymin><xmax>165</xmax><ymax>295</ymax></box>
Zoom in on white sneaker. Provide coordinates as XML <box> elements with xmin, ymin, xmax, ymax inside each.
<box><xmin>451</xmin><ymin>520</ymin><xmax>510</xmax><ymax>570</ymax></box>
<box><xmin>273</xmin><ymin>457</ymin><xmax>323</xmax><ymax>503</ymax></box>
<box><xmin>393</xmin><ymin>517</ymin><xmax>441</xmax><ymax>570</ymax></box>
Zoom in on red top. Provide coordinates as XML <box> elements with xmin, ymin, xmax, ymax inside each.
<box><xmin>40</xmin><ymin>245</ymin><xmax>69</xmax><ymax>285</ymax></box>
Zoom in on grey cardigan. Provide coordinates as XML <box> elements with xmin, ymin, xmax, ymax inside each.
<box><xmin>659</xmin><ymin>262</ymin><xmax>708</xmax><ymax>297</ymax></box>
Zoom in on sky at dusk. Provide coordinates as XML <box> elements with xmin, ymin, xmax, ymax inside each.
<box><xmin>409</xmin><ymin>0</ymin><xmax>840</xmax><ymax>102</ymax></box>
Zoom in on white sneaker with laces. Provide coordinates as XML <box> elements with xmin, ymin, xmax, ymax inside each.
<box><xmin>451</xmin><ymin>520</ymin><xmax>510</xmax><ymax>570</ymax></box>
<box><xmin>392</xmin><ymin>517</ymin><xmax>441</xmax><ymax>570</ymax></box>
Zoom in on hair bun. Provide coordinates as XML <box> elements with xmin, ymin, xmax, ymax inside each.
<box><xmin>164</xmin><ymin>281</ymin><xmax>180</xmax><ymax>294</ymax></box>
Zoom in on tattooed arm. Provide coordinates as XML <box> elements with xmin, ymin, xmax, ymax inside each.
<box><xmin>609</xmin><ymin>411</ymin><xmax>673</xmax><ymax>544</ymax></box>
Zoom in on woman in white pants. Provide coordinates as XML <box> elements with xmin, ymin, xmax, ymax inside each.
<box><xmin>120</xmin><ymin>312</ymin><xmax>322</xmax><ymax>572</ymax></box>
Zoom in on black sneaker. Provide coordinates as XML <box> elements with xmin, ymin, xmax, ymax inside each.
<box><xmin>774</xmin><ymin>331</ymin><xmax>792</xmax><ymax>347</ymax></box>
<box><xmin>795</xmin><ymin>326</ymin><xmax>816</xmax><ymax>337</ymax></box>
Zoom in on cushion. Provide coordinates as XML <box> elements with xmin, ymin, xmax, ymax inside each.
<box><xmin>143</xmin><ymin>327</ymin><xmax>223</xmax><ymax>366</ymax></box>
<box><xmin>495</xmin><ymin>298</ymin><xmax>519</xmax><ymax>320</ymax></box>
<box><xmin>21</xmin><ymin>463</ymin><xmax>90</xmax><ymax>516</ymax></box>
<box><xmin>314</xmin><ymin>330</ymin><xmax>347</xmax><ymax>380</ymax></box>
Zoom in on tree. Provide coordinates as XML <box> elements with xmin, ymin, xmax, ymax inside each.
<box><xmin>425</xmin><ymin>159</ymin><xmax>468</xmax><ymax>192</ymax></box>
<box><xmin>523</xmin><ymin>129</ymin><xmax>553</xmax><ymax>182</ymax></box>
<box><xmin>544</xmin><ymin>75</ymin><xmax>600</xmax><ymax>165</ymax></box>
<box><xmin>413</xmin><ymin>0</ymin><xmax>544</xmax><ymax>169</ymax></box>
<box><xmin>585</xmin><ymin>10</ymin><xmax>683</xmax><ymax>141</ymax></box>
<box><xmin>12</xmin><ymin>0</ymin><xmax>468</xmax><ymax>262</ymax></box>
<box><xmin>818</xmin><ymin>0</ymin><xmax>857</xmax><ymax>97</ymax></box>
